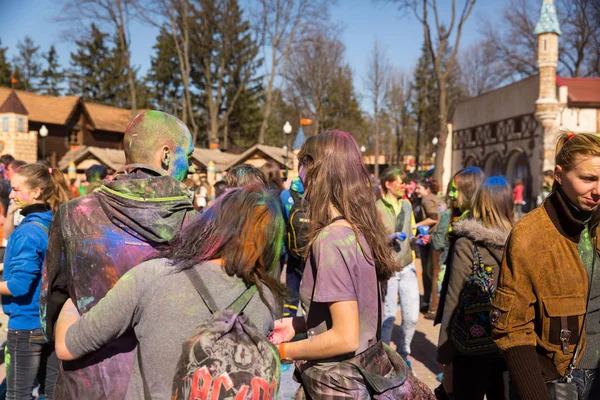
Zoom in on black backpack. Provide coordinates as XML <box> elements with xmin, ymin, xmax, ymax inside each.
<box><xmin>450</xmin><ymin>245</ymin><xmax>497</xmax><ymax>355</ymax></box>
<box><xmin>286</xmin><ymin>189</ymin><xmax>310</xmax><ymax>261</ymax></box>
<box><xmin>170</xmin><ymin>269</ymin><xmax>280</xmax><ymax>399</ymax></box>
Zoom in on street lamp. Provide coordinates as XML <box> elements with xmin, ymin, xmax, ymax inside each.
<box><xmin>39</xmin><ymin>125</ymin><xmax>48</xmax><ymax>161</ymax></box>
<box><xmin>360</xmin><ymin>145</ymin><xmax>366</xmax><ymax>153</ymax></box>
<box><xmin>283</xmin><ymin>121</ymin><xmax>292</xmax><ymax>179</ymax></box>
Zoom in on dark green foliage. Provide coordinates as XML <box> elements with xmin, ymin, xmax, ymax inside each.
<box><xmin>147</xmin><ymin>26</ymin><xmax>183</xmax><ymax>116</ymax></box>
<box><xmin>39</xmin><ymin>45</ymin><xmax>64</xmax><ymax>96</ymax></box>
<box><xmin>13</xmin><ymin>36</ymin><xmax>41</xmax><ymax>92</ymax></box>
<box><xmin>68</xmin><ymin>23</ymin><xmax>132</xmax><ymax>108</ymax></box>
<box><xmin>0</xmin><ymin>39</ymin><xmax>11</xmax><ymax>88</ymax></box>
<box><xmin>321</xmin><ymin>65</ymin><xmax>368</xmax><ymax>144</ymax></box>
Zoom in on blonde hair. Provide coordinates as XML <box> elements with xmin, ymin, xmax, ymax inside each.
<box><xmin>470</xmin><ymin>176</ymin><xmax>514</xmax><ymax>231</ymax></box>
<box><xmin>15</xmin><ymin>163</ymin><xmax>70</xmax><ymax>213</ymax></box>
<box><xmin>555</xmin><ymin>130</ymin><xmax>600</xmax><ymax>171</ymax></box>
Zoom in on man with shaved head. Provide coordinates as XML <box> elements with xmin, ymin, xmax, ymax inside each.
<box><xmin>40</xmin><ymin>111</ymin><xmax>196</xmax><ymax>399</ymax></box>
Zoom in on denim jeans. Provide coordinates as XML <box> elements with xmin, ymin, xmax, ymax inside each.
<box><xmin>381</xmin><ymin>263</ymin><xmax>419</xmax><ymax>358</ymax></box>
<box><xmin>572</xmin><ymin>369</ymin><xmax>600</xmax><ymax>400</ymax></box>
<box><xmin>5</xmin><ymin>328</ymin><xmax>58</xmax><ymax>400</ymax></box>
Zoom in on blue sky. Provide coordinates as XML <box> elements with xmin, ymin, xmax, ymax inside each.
<box><xmin>0</xmin><ymin>0</ymin><xmax>509</xmax><ymax>110</ymax></box>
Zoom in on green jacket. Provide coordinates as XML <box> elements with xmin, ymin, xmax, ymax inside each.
<box><xmin>376</xmin><ymin>197</ymin><xmax>414</xmax><ymax>269</ymax></box>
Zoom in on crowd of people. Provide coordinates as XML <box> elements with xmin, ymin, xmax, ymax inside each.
<box><xmin>0</xmin><ymin>108</ymin><xmax>598</xmax><ymax>400</ymax></box>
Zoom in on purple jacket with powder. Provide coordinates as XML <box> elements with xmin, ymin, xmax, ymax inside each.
<box><xmin>40</xmin><ymin>165</ymin><xmax>196</xmax><ymax>400</ymax></box>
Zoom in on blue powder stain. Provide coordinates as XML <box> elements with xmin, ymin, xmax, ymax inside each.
<box><xmin>77</xmin><ymin>297</ymin><xmax>95</xmax><ymax>310</ymax></box>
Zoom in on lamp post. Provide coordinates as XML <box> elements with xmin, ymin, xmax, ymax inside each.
<box><xmin>283</xmin><ymin>121</ymin><xmax>292</xmax><ymax>179</ymax></box>
<box><xmin>39</xmin><ymin>125</ymin><xmax>48</xmax><ymax>161</ymax></box>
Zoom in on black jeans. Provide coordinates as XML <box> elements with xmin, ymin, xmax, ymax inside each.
<box><xmin>419</xmin><ymin>244</ymin><xmax>433</xmax><ymax>308</ymax></box>
<box><xmin>452</xmin><ymin>355</ymin><xmax>506</xmax><ymax>400</ymax></box>
<box><xmin>572</xmin><ymin>369</ymin><xmax>600</xmax><ymax>400</ymax></box>
<box><xmin>5</xmin><ymin>328</ymin><xmax>58</xmax><ymax>400</ymax></box>
<box><xmin>284</xmin><ymin>256</ymin><xmax>304</xmax><ymax>317</ymax></box>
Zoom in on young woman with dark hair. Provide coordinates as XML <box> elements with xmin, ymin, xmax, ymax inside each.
<box><xmin>269</xmin><ymin>131</ymin><xmax>424</xmax><ymax>398</ymax></box>
<box><xmin>437</xmin><ymin>176</ymin><xmax>514</xmax><ymax>400</ymax></box>
<box><xmin>0</xmin><ymin>163</ymin><xmax>70</xmax><ymax>399</ymax></box>
<box><xmin>53</xmin><ymin>187</ymin><xmax>285</xmax><ymax>399</ymax></box>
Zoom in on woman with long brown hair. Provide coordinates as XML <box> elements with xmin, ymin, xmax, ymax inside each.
<box><xmin>437</xmin><ymin>176</ymin><xmax>514</xmax><ymax>400</ymax></box>
<box><xmin>269</xmin><ymin>131</ymin><xmax>432</xmax><ymax>398</ymax></box>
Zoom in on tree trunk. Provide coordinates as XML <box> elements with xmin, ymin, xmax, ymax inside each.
<box><xmin>374</xmin><ymin>113</ymin><xmax>380</xmax><ymax>178</ymax></box>
<box><xmin>116</xmin><ymin>0</ymin><xmax>136</xmax><ymax>116</ymax></box>
<box><xmin>258</xmin><ymin>46</ymin><xmax>278</xmax><ymax>144</ymax></box>
<box><xmin>434</xmin><ymin>80</ymin><xmax>448</xmax><ymax>184</ymax></box>
<box><xmin>223</xmin><ymin>123</ymin><xmax>229</xmax><ymax>150</ymax></box>
<box><xmin>415</xmin><ymin>113</ymin><xmax>422</xmax><ymax>172</ymax></box>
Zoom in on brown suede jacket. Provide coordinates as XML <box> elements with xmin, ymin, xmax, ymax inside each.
<box><xmin>492</xmin><ymin>189</ymin><xmax>600</xmax><ymax>399</ymax></box>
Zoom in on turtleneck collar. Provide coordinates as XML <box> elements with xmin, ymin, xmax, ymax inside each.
<box><xmin>21</xmin><ymin>203</ymin><xmax>51</xmax><ymax>216</ymax></box>
<box><xmin>544</xmin><ymin>187</ymin><xmax>600</xmax><ymax>242</ymax></box>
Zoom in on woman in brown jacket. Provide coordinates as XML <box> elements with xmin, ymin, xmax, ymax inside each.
<box><xmin>492</xmin><ymin>132</ymin><xmax>600</xmax><ymax>399</ymax></box>
<box><xmin>438</xmin><ymin>176</ymin><xmax>514</xmax><ymax>400</ymax></box>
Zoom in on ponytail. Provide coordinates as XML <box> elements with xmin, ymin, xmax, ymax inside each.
<box><xmin>15</xmin><ymin>164</ymin><xmax>70</xmax><ymax>213</ymax></box>
<box><xmin>48</xmin><ymin>168</ymin><xmax>70</xmax><ymax>212</ymax></box>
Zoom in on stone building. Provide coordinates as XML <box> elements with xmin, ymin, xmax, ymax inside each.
<box><xmin>0</xmin><ymin>91</ymin><xmax>39</xmax><ymax>163</ymax></box>
<box><xmin>451</xmin><ymin>0</ymin><xmax>600</xmax><ymax>209</ymax></box>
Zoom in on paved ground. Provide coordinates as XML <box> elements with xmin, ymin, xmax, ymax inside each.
<box><xmin>277</xmin><ymin>258</ymin><xmax>441</xmax><ymax>398</ymax></box>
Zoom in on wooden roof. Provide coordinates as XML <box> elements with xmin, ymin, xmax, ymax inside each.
<box><xmin>85</xmin><ymin>102</ymin><xmax>146</xmax><ymax>133</ymax></box>
<box><xmin>0</xmin><ymin>87</ymin><xmax>80</xmax><ymax>125</ymax></box>
<box><xmin>222</xmin><ymin>144</ymin><xmax>289</xmax><ymax>171</ymax></box>
<box><xmin>0</xmin><ymin>90</ymin><xmax>28</xmax><ymax>115</ymax></box>
<box><xmin>192</xmin><ymin>148</ymin><xmax>238</xmax><ymax>172</ymax></box>
<box><xmin>59</xmin><ymin>146</ymin><xmax>126</xmax><ymax>171</ymax></box>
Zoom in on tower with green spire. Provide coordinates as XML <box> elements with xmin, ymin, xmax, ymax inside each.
<box><xmin>534</xmin><ymin>0</ymin><xmax>561</xmax><ymax>172</ymax></box>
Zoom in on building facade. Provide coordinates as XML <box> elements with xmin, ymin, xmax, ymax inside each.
<box><xmin>451</xmin><ymin>0</ymin><xmax>600</xmax><ymax>209</ymax></box>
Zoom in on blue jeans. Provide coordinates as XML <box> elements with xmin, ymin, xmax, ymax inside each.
<box><xmin>572</xmin><ymin>369</ymin><xmax>600</xmax><ymax>400</ymax></box>
<box><xmin>381</xmin><ymin>264</ymin><xmax>419</xmax><ymax>358</ymax></box>
<box><xmin>5</xmin><ymin>328</ymin><xmax>58</xmax><ymax>400</ymax></box>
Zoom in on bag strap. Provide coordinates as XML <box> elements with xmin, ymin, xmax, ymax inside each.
<box><xmin>184</xmin><ymin>268</ymin><xmax>256</xmax><ymax>315</ymax></box>
<box><xmin>472</xmin><ymin>245</ymin><xmax>484</xmax><ymax>274</ymax></box>
<box><xmin>565</xmin><ymin>233</ymin><xmax>597</xmax><ymax>381</ymax></box>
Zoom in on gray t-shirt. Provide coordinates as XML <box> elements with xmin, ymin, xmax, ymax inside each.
<box><xmin>299</xmin><ymin>225</ymin><xmax>380</xmax><ymax>360</ymax></box>
<box><xmin>65</xmin><ymin>259</ymin><xmax>278</xmax><ymax>400</ymax></box>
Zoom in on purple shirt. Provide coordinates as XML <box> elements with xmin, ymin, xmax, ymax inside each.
<box><xmin>299</xmin><ymin>225</ymin><xmax>380</xmax><ymax>358</ymax></box>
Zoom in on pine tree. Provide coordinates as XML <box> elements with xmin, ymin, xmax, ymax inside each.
<box><xmin>0</xmin><ymin>39</ymin><xmax>11</xmax><ymax>88</ymax></box>
<box><xmin>147</xmin><ymin>26</ymin><xmax>184</xmax><ymax>116</ymax></box>
<box><xmin>189</xmin><ymin>0</ymin><xmax>263</xmax><ymax>147</ymax></box>
<box><xmin>411</xmin><ymin>43</ymin><xmax>439</xmax><ymax>167</ymax></box>
<box><xmin>13</xmin><ymin>36</ymin><xmax>41</xmax><ymax>92</ymax></box>
<box><xmin>69</xmin><ymin>24</ymin><xmax>130</xmax><ymax>107</ymax></box>
<box><xmin>69</xmin><ymin>24</ymin><xmax>111</xmax><ymax>101</ymax></box>
<box><xmin>39</xmin><ymin>45</ymin><xmax>64</xmax><ymax>96</ymax></box>
<box><xmin>104</xmin><ymin>33</ymin><xmax>132</xmax><ymax>108</ymax></box>
<box><xmin>222</xmin><ymin>0</ymin><xmax>264</xmax><ymax>149</ymax></box>
<box><xmin>322</xmin><ymin>65</ymin><xmax>368</xmax><ymax>144</ymax></box>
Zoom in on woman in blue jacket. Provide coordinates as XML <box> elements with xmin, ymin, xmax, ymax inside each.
<box><xmin>0</xmin><ymin>163</ymin><xmax>70</xmax><ymax>400</ymax></box>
